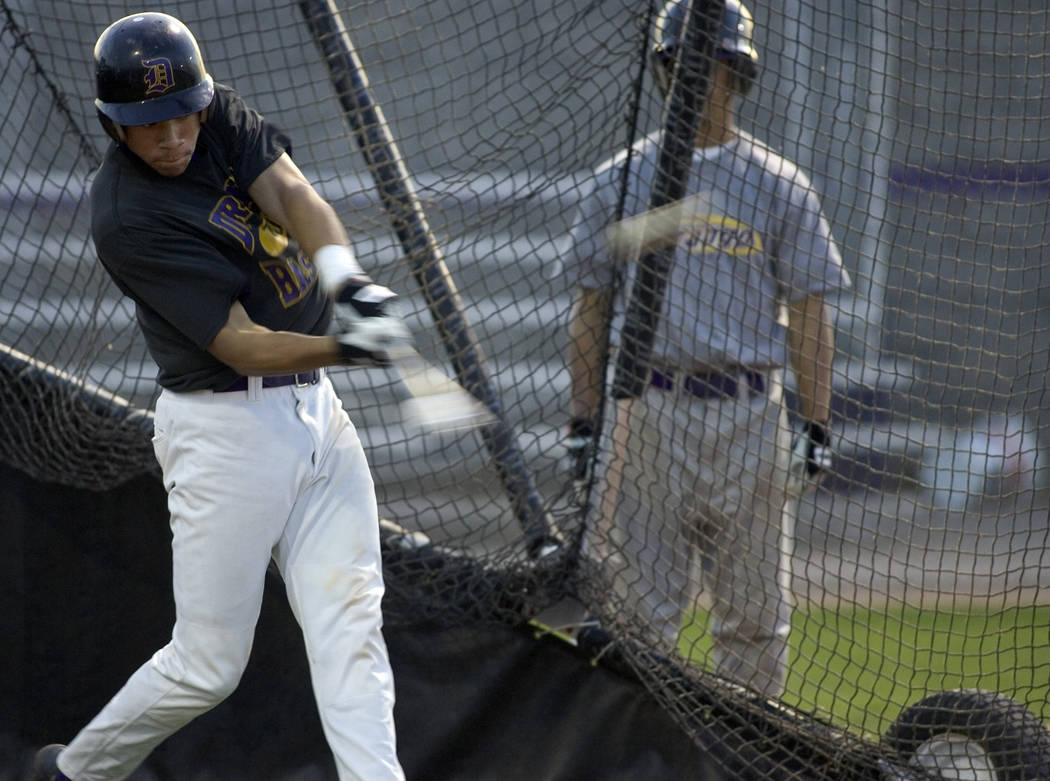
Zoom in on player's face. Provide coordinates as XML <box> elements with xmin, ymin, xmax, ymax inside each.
<box><xmin>123</xmin><ymin>112</ymin><xmax>202</xmax><ymax>177</ymax></box>
<box><xmin>653</xmin><ymin>56</ymin><xmax>735</xmax><ymax>102</ymax></box>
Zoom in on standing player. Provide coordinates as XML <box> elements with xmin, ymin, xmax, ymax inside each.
<box><xmin>31</xmin><ymin>12</ymin><xmax>408</xmax><ymax>781</ymax></box>
<box><xmin>564</xmin><ymin>0</ymin><xmax>849</xmax><ymax>698</ymax></box>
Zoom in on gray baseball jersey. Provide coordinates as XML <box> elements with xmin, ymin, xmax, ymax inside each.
<box><xmin>569</xmin><ymin>129</ymin><xmax>849</xmax><ymax>698</ymax></box>
<box><xmin>567</xmin><ymin>129</ymin><xmax>850</xmax><ymax>370</ymax></box>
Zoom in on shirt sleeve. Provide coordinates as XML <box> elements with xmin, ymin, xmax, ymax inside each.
<box><xmin>565</xmin><ymin>167</ymin><xmax>624</xmax><ymax>291</ymax></box>
<box><xmin>776</xmin><ymin>175</ymin><xmax>851</xmax><ymax>301</ymax></box>
<box><xmin>210</xmin><ymin>85</ymin><xmax>293</xmax><ymax>190</ymax></box>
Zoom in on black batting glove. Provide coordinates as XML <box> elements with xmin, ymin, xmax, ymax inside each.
<box><xmin>564</xmin><ymin>417</ymin><xmax>595</xmax><ymax>477</ymax></box>
<box><xmin>563</xmin><ymin>417</ymin><xmax>597</xmax><ymax>506</ymax></box>
<box><xmin>790</xmin><ymin>420</ymin><xmax>832</xmax><ymax>480</ymax></box>
<box><xmin>331</xmin><ymin>278</ymin><xmax>413</xmax><ymax>367</ymax></box>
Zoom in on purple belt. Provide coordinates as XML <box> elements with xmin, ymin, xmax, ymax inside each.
<box><xmin>650</xmin><ymin>368</ymin><xmax>765</xmax><ymax>400</ymax></box>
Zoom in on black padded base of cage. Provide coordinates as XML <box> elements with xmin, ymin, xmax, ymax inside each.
<box><xmin>387</xmin><ymin>618</ymin><xmax>728</xmax><ymax>781</ymax></box>
<box><xmin>1</xmin><ymin>462</ymin><xmax>735</xmax><ymax>780</ymax></box>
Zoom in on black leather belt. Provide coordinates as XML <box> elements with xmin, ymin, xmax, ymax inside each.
<box><xmin>650</xmin><ymin>368</ymin><xmax>765</xmax><ymax>399</ymax></box>
<box><xmin>218</xmin><ymin>370</ymin><xmax>321</xmax><ymax>393</ymax></box>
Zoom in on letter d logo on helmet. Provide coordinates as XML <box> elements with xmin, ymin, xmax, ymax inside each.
<box><xmin>94</xmin><ymin>12</ymin><xmax>214</xmax><ymax>138</ymax></box>
<box><xmin>142</xmin><ymin>57</ymin><xmax>176</xmax><ymax>96</ymax></box>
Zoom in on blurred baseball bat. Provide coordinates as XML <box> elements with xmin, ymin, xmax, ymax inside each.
<box><xmin>604</xmin><ymin>192</ymin><xmax>712</xmax><ymax>259</ymax></box>
<box><xmin>389</xmin><ymin>348</ymin><xmax>495</xmax><ymax>432</ymax></box>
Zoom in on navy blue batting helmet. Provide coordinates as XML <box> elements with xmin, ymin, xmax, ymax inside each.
<box><xmin>94</xmin><ymin>13</ymin><xmax>214</xmax><ymax>137</ymax></box>
<box><xmin>652</xmin><ymin>0</ymin><xmax>759</xmax><ymax>95</ymax></box>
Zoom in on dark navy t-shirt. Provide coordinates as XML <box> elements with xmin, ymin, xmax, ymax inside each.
<box><xmin>90</xmin><ymin>83</ymin><xmax>332</xmax><ymax>391</ymax></box>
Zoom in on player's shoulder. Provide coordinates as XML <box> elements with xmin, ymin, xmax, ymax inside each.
<box><xmin>89</xmin><ymin>144</ymin><xmax>122</xmax><ymax>193</ymax></box>
<box><xmin>592</xmin><ymin>131</ymin><xmax>661</xmax><ymax>183</ymax></box>
<box><xmin>89</xmin><ymin>148</ymin><xmax>166</xmax><ymax>252</ymax></box>
<box><xmin>201</xmin><ymin>82</ymin><xmax>281</xmax><ymax>155</ymax></box>
<box><xmin>89</xmin><ymin>146</ymin><xmax>137</xmax><ymax>228</ymax></box>
<box><xmin>203</xmin><ymin>82</ymin><xmax>247</xmax><ymax>125</ymax></box>
<box><xmin>734</xmin><ymin>131</ymin><xmax>810</xmax><ymax>185</ymax></box>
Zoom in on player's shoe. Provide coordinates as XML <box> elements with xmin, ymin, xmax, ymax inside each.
<box><xmin>28</xmin><ymin>744</ymin><xmax>72</xmax><ymax>781</ymax></box>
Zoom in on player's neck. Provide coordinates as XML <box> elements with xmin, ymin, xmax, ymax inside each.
<box><xmin>694</xmin><ymin>92</ymin><xmax>737</xmax><ymax>149</ymax></box>
<box><xmin>694</xmin><ymin>116</ymin><xmax>737</xmax><ymax>149</ymax></box>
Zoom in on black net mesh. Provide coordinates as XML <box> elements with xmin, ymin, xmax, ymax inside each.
<box><xmin>3</xmin><ymin>0</ymin><xmax>1049</xmax><ymax>777</ymax></box>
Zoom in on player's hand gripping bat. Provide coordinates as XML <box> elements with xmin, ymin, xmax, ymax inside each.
<box><xmin>331</xmin><ymin>280</ymin><xmax>493</xmax><ymax>432</ymax></box>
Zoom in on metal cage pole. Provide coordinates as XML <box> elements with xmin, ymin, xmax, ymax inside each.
<box><xmin>298</xmin><ymin>0</ymin><xmax>557</xmax><ymax>557</ymax></box>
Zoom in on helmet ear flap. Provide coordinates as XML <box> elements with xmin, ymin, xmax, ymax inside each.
<box><xmin>96</xmin><ymin>110</ymin><xmax>126</xmax><ymax>143</ymax></box>
<box><xmin>729</xmin><ymin>55</ymin><xmax>758</xmax><ymax>95</ymax></box>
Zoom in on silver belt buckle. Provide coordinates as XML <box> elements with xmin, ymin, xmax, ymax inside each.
<box><xmin>294</xmin><ymin>371</ymin><xmax>314</xmax><ymax>387</ymax></box>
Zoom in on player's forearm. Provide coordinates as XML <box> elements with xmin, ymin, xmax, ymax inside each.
<box><xmin>208</xmin><ymin>302</ymin><xmax>340</xmax><ymax>374</ymax></box>
<box><xmin>788</xmin><ymin>294</ymin><xmax>834</xmax><ymax>422</ymax></box>
<box><xmin>213</xmin><ymin>329</ymin><xmax>341</xmax><ymax>376</ymax></box>
<box><xmin>568</xmin><ymin>287</ymin><xmax>610</xmax><ymax>421</ymax></box>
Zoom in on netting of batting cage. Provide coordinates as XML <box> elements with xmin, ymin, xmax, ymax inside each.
<box><xmin>3</xmin><ymin>0</ymin><xmax>1050</xmax><ymax>777</ymax></box>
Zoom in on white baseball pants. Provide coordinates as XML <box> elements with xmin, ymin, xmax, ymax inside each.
<box><xmin>590</xmin><ymin>370</ymin><xmax>793</xmax><ymax>699</ymax></box>
<box><xmin>58</xmin><ymin>376</ymin><xmax>404</xmax><ymax>781</ymax></box>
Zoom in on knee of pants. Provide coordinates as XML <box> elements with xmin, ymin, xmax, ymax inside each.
<box><xmin>161</xmin><ymin>622</ymin><xmax>256</xmax><ymax>702</ymax></box>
